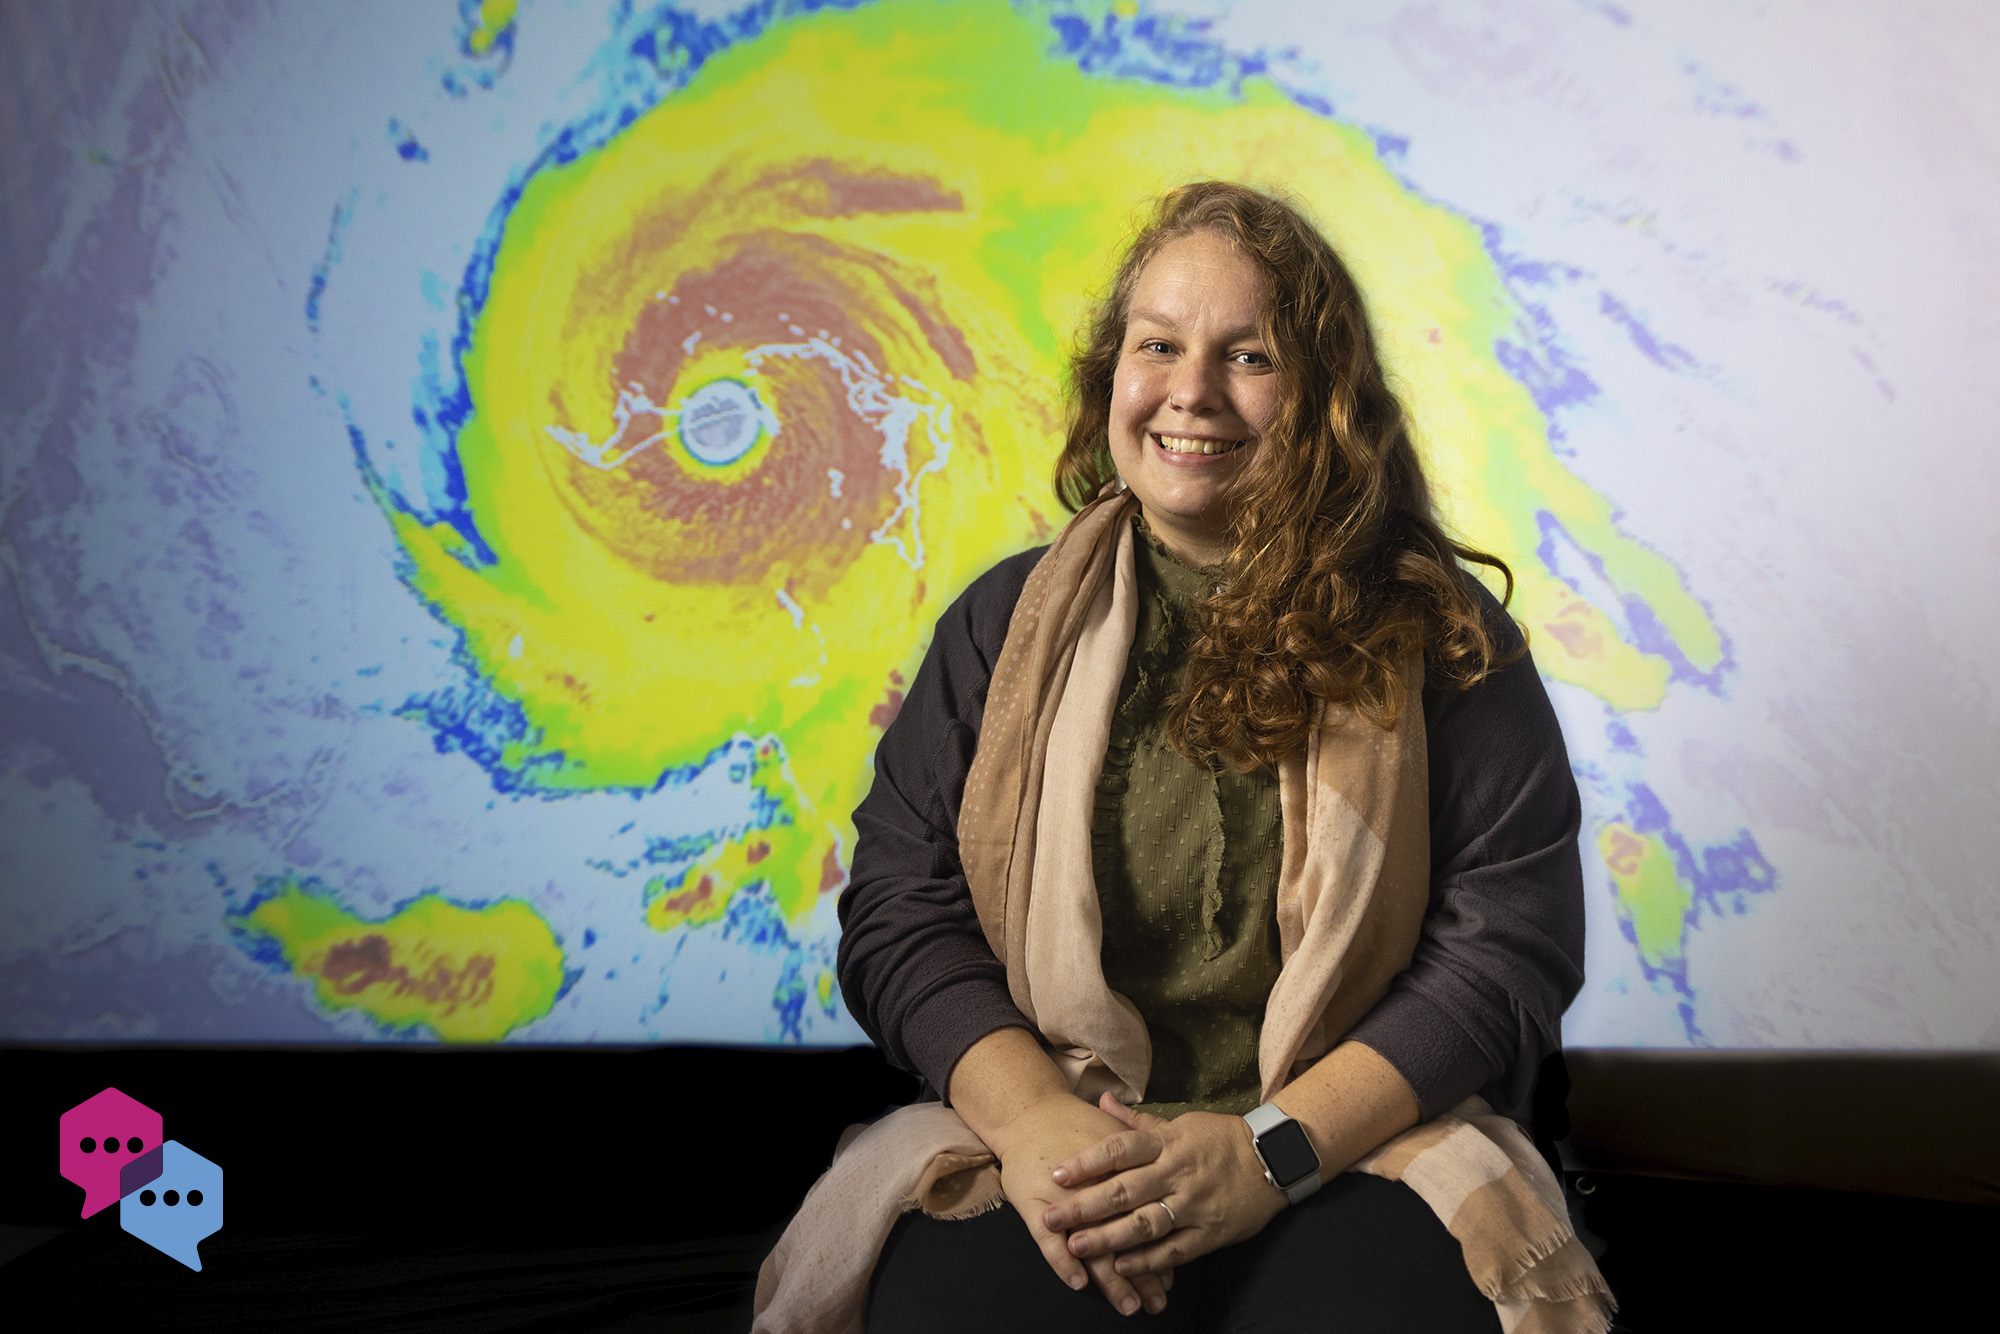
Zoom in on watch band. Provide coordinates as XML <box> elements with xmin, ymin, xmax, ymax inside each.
<box><xmin>1243</xmin><ymin>1101</ymin><xmax>1322</xmax><ymax>1205</ymax></box>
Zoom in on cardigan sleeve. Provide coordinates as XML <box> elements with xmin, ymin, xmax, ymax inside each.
<box><xmin>835</xmin><ymin>548</ymin><xmax>1045</xmax><ymax>1100</ymax></box>
<box><xmin>1343</xmin><ymin>591</ymin><xmax>1587</xmax><ymax>1124</ymax></box>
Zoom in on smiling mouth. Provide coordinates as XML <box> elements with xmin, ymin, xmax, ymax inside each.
<box><xmin>1154</xmin><ymin>433</ymin><xmax>1248</xmax><ymax>457</ymax></box>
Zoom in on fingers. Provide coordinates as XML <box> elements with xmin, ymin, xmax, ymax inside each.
<box><xmin>1024</xmin><ymin>1194</ymin><xmax>1170</xmax><ymax>1316</ymax></box>
<box><xmin>1128</xmin><ymin>1268</ymin><xmax>1170</xmax><ymax>1316</ymax></box>
<box><xmin>1094</xmin><ymin>1093</ymin><xmax>1172</xmax><ymax>1137</ymax></box>
<box><xmin>1064</xmin><ymin>1195</ymin><xmax>1178</xmax><ymax>1259</ymax></box>
<box><xmin>1113</xmin><ymin>1235</ymin><xmax>1187</xmax><ymax>1279</ymax></box>
<box><xmin>1044</xmin><ymin>1161</ymin><xmax>1172</xmax><ymax>1233</ymax></box>
<box><xmin>1023</xmin><ymin>1196</ymin><xmax>1163</xmax><ymax>1314</ymax></box>
<box><xmin>1048</xmin><ymin>1160</ymin><xmax>1168</xmax><ymax>1240</ymax></box>
<box><xmin>1050</xmin><ymin>1126</ymin><xmax>1162</xmax><ymax>1190</ymax></box>
<box><xmin>1083</xmin><ymin>1251</ymin><xmax>1156</xmax><ymax>1317</ymax></box>
<box><xmin>1029</xmin><ymin>1215</ymin><xmax>1091</xmax><ymax>1295</ymax></box>
<box><xmin>1098</xmin><ymin>1090</ymin><xmax>1143</xmax><ymax>1124</ymax></box>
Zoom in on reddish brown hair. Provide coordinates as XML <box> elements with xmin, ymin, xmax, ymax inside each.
<box><xmin>1054</xmin><ymin>181</ymin><xmax>1521</xmax><ymax>770</ymax></box>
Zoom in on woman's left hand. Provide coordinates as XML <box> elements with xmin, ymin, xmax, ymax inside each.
<box><xmin>1040</xmin><ymin>1092</ymin><xmax>1287</xmax><ymax>1277</ymax></box>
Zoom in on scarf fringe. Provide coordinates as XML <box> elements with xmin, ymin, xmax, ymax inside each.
<box><xmin>909</xmin><ymin>1192</ymin><xmax>1008</xmax><ymax>1223</ymax></box>
<box><xmin>1497</xmin><ymin>1253</ymin><xmax>1619</xmax><ymax>1307</ymax></box>
<box><xmin>1484</xmin><ymin>1222</ymin><xmax>1609</xmax><ymax>1299</ymax></box>
<box><xmin>1504</xmin><ymin>1294</ymin><xmax>1617</xmax><ymax>1334</ymax></box>
<box><xmin>1512</xmin><ymin>1277</ymin><xmax>1620</xmax><ymax>1308</ymax></box>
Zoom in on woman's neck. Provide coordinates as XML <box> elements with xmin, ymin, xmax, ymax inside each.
<box><xmin>1136</xmin><ymin>505</ymin><xmax>1228</xmax><ymax>570</ymax></box>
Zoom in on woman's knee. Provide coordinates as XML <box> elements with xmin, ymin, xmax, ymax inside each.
<box><xmin>1223</xmin><ymin>1174</ymin><xmax>1500</xmax><ymax>1334</ymax></box>
<box><xmin>868</xmin><ymin>1205</ymin><xmax>1157</xmax><ymax>1334</ymax></box>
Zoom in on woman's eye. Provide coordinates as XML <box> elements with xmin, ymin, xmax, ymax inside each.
<box><xmin>1141</xmin><ymin>339</ymin><xmax>1174</xmax><ymax>354</ymax></box>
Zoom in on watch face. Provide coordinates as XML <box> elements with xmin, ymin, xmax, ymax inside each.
<box><xmin>1258</xmin><ymin>1118</ymin><xmax>1319</xmax><ymax>1187</ymax></box>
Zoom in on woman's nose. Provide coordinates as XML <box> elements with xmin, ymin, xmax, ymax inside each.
<box><xmin>1166</xmin><ymin>356</ymin><xmax>1226</xmax><ymax>414</ymax></box>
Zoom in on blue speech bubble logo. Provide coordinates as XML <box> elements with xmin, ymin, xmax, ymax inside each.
<box><xmin>119</xmin><ymin>1140</ymin><xmax>223</xmax><ymax>1271</ymax></box>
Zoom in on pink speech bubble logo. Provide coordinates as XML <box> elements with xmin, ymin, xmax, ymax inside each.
<box><xmin>58</xmin><ymin>1088</ymin><xmax>165</xmax><ymax>1219</ymax></box>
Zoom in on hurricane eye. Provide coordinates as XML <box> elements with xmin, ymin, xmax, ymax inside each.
<box><xmin>677</xmin><ymin>379</ymin><xmax>765</xmax><ymax>467</ymax></box>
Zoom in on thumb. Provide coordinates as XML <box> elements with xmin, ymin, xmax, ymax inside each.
<box><xmin>1099</xmin><ymin>1091</ymin><xmax>1149</xmax><ymax>1127</ymax></box>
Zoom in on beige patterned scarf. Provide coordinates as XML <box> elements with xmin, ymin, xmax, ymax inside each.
<box><xmin>755</xmin><ymin>495</ymin><xmax>1614</xmax><ymax>1334</ymax></box>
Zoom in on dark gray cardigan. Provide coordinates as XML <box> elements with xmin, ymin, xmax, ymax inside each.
<box><xmin>836</xmin><ymin>547</ymin><xmax>1585</xmax><ymax>1126</ymax></box>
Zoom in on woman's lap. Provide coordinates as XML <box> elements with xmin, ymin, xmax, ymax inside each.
<box><xmin>869</xmin><ymin>1201</ymin><xmax>1187</xmax><ymax>1334</ymax></box>
<box><xmin>866</xmin><ymin>1174</ymin><xmax>1500</xmax><ymax>1334</ymax></box>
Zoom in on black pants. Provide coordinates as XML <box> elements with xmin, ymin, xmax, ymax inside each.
<box><xmin>867</xmin><ymin>1173</ymin><xmax>1501</xmax><ymax>1333</ymax></box>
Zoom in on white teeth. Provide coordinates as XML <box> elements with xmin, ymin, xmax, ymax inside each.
<box><xmin>1155</xmin><ymin>434</ymin><xmax>1244</xmax><ymax>456</ymax></box>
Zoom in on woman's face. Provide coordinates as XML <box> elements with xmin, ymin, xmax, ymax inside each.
<box><xmin>1108</xmin><ymin>230</ymin><xmax>1282</xmax><ymax>566</ymax></box>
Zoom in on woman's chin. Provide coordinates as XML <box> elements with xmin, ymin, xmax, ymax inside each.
<box><xmin>1135</xmin><ymin>447</ymin><xmax>1251</xmax><ymax>523</ymax></box>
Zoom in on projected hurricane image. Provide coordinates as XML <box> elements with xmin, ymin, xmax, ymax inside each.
<box><xmin>5</xmin><ymin>0</ymin><xmax>1995</xmax><ymax>1048</ymax></box>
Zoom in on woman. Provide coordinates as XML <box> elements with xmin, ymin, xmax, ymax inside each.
<box><xmin>758</xmin><ymin>183</ymin><xmax>1610</xmax><ymax>1334</ymax></box>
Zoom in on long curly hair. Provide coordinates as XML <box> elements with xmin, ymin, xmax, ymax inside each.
<box><xmin>1053</xmin><ymin>181</ymin><xmax>1522</xmax><ymax>771</ymax></box>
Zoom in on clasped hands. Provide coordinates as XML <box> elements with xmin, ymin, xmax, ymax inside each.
<box><xmin>991</xmin><ymin>1090</ymin><xmax>1286</xmax><ymax>1317</ymax></box>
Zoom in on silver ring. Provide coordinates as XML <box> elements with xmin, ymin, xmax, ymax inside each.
<box><xmin>1154</xmin><ymin>1199</ymin><xmax>1178</xmax><ymax>1231</ymax></box>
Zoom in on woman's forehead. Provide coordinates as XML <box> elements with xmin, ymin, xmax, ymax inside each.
<box><xmin>1126</xmin><ymin>233</ymin><xmax>1269</xmax><ymax>329</ymax></box>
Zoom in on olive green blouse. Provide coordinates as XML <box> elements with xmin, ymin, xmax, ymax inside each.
<box><xmin>1092</xmin><ymin>521</ymin><xmax>1283</xmax><ymax>1119</ymax></box>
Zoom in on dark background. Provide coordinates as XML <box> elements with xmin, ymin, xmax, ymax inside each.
<box><xmin>3</xmin><ymin>1045</ymin><xmax>1995</xmax><ymax>1331</ymax></box>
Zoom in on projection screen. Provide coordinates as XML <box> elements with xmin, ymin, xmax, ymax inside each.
<box><xmin>3</xmin><ymin>0</ymin><xmax>1996</xmax><ymax>1051</ymax></box>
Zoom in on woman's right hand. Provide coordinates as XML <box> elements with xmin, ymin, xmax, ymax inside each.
<box><xmin>986</xmin><ymin>1090</ymin><xmax>1174</xmax><ymax>1316</ymax></box>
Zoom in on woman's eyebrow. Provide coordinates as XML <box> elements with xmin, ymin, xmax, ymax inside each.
<box><xmin>1127</xmin><ymin>307</ymin><xmax>1263</xmax><ymax>341</ymax></box>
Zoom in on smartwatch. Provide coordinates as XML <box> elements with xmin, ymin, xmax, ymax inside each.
<box><xmin>1243</xmin><ymin>1102</ymin><xmax>1322</xmax><ymax>1204</ymax></box>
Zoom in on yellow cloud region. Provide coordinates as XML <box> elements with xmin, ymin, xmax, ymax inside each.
<box><xmin>1598</xmin><ymin>822</ymin><xmax>1694</xmax><ymax>972</ymax></box>
<box><xmin>232</xmin><ymin>878</ymin><xmax>569</xmax><ymax>1041</ymax></box>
